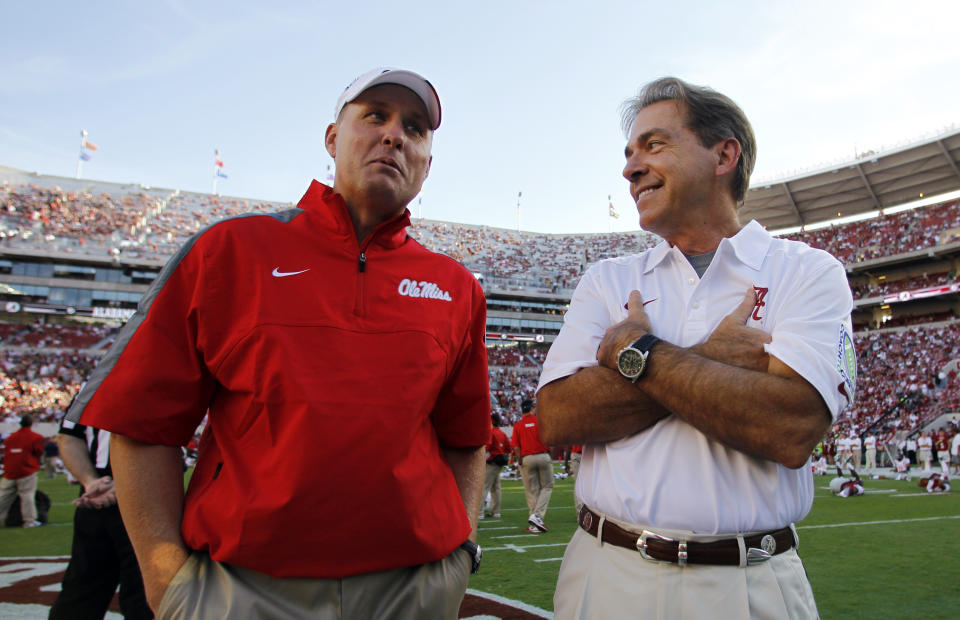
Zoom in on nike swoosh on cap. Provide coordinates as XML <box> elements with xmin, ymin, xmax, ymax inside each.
<box><xmin>272</xmin><ymin>268</ymin><xmax>310</xmax><ymax>278</ymax></box>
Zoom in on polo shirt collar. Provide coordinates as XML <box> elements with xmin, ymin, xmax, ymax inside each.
<box><xmin>643</xmin><ymin>238</ymin><xmax>673</xmax><ymax>273</ymax></box>
<box><xmin>643</xmin><ymin>219</ymin><xmax>771</xmax><ymax>273</ymax></box>
<box><xmin>719</xmin><ymin>219</ymin><xmax>771</xmax><ymax>270</ymax></box>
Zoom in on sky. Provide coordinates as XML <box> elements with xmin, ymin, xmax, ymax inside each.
<box><xmin>1</xmin><ymin>1</ymin><xmax>958</xmax><ymax>234</ymax></box>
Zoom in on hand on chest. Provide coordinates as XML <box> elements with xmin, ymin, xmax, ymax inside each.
<box><xmin>615</xmin><ymin>276</ymin><xmax>770</xmax><ymax>345</ymax></box>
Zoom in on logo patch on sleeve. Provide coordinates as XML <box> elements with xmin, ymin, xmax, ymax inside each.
<box><xmin>835</xmin><ymin>324</ymin><xmax>857</xmax><ymax>402</ymax></box>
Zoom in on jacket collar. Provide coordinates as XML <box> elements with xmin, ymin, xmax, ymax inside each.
<box><xmin>643</xmin><ymin>219</ymin><xmax>771</xmax><ymax>273</ymax></box>
<box><xmin>297</xmin><ymin>180</ymin><xmax>411</xmax><ymax>250</ymax></box>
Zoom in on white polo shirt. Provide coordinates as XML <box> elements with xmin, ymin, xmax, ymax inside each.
<box><xmin>537</xmin><ymin>220</ymin><xmax>855</xmax><ymax>534</ymax></box>
<box><xmin>836</xmin><ymin>437</ymin><xmax>851</xmax><ymax>459</ymax></box>
<box><xmin>864</xmin><ymin>436</ymin><xmax>876</xmax><ymax>451</ymax></box>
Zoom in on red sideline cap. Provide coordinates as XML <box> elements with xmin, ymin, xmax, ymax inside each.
<box><xmin>335</xmin><ymin>68</ymin><xmax>442</xmax><ymax>130</ymax></box>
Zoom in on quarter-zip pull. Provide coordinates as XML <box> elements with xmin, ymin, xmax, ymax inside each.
<box><xmin>358</xmin><ymin>252</ymin><xmax>366</xmax><ymax>273</ymax></box>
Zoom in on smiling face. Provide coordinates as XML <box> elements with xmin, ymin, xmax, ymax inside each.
<box><xmin>621</xmin><ymin>100</ymin><xmax>728</xmax><ymax>241</ymax></box>
<box><xmin>325</xmin><ymin>84</ymin><xmax>433</xmax><ymax>228</ymax></box>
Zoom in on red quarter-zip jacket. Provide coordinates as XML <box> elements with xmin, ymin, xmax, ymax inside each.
<box><xmin>69</xmin><ymin>181</ymin><xmax>491</xmax><ymax>578</ymax></box>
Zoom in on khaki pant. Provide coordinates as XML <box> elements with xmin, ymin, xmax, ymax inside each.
<box><xmin>554</xmin><ymin>513</ymin><xmax>818</xmax><ymax>620</ymax></box>
<box><xmin>481</xmin><ymin>462</ymin><xmax>503</xmax><ymax>516</ymax></box>
<box><xmin>157</xmin><ymin>548</ymin><xmax>471</xmax><ymax>620</ymax></box>
<box><xmin>864</xmin><ymin>449</ymin><xmax>876</xmax><ymax>474</ymax></box>
<box><xmin>851</xmin><ymin>449</ymin><xmax>861</xmax><ymax>469</ymax></box>
<box><xmin>0</xmin><ymin>472</ymin><xmax>39</xmax><ymax>524</ymax></box>
<box><xmin>521</xmin><ymin>452</ymin><xmax>553</xmax><ymax>520</ymax></box>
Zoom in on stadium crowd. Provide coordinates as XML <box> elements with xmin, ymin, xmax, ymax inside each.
<box><xmin>3</xmin><ymin>173</ymin><xmax>960</xmax><ymax>291</ymax></box>
<box><xmin>2</xmin><ymin>174</ymin><xmax>960</xmax><ymax>449</ymax></box>
<box><xmin>2</xmin><ymin>317</ymin><xmax>957</xmax><ymax>445</ymax></box>
<box><xmin>783</xmin><ymin>199</ymin><xmax>960</xmax><ymax>264</ymax></box>
<box><xmin>0</xmin><ymin>350</ymin><xmax>95</xmax><ymax>424</ymax></box>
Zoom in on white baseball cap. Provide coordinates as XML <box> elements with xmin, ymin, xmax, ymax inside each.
<box><xmin>334</xmin><ymin>68</ymin><xmax>441</xmax><ymax>130</ymax></box>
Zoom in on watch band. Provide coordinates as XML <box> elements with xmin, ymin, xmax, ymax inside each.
<box><xmin>459</xmin><ymin>540</ymin><xmax>481</xmax><ymax>574</ymax></box>
<box><xmin>634</xmin><ymin>333</ymin><xmax>661</xmax><ymax>354</ymax></box>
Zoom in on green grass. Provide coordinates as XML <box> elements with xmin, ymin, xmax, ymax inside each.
<box><xmin>1</xmin><ymin>474</ymin><xmax>79</xmax><ymax>557</ymax></box>
<box><xmin>4</xmin><ymin>471</ymin><xmax>958</xmax><ymax>618</ymax></box>
<box><xmin>471</xmin><ymin>471</ymin><xmax>960</xmax><ymax>618</ymax></box>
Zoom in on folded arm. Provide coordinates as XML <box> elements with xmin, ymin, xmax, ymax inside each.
<box><xmin>540</xmin><ymin>288</ymin><xmax>832</xmax><ymax>468</ymax></box>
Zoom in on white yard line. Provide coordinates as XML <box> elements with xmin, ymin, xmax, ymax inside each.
<box><xmin>799</xmin><ymin>515</ymin><xmax>960</xmax><ymax>530</ymax></box>
<box><xmin>484</xmin><ymin>542</ymin><xmax>570</xmax><ymax>552</ymax></box>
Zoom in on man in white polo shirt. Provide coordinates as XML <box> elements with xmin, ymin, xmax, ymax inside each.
<box><xmin>848</xmin><ymin>431</ymin><xmax>862</xmax><ymax>471</ymax></box>
<box><xmin>537</xmin><ymin>77</ymin><xmax>856</xmax><ymax>619</ymax></box>
<box><xmin>863</xmin><ymin>431</ymin><xmax>878</xmax><ymax>476</ymax></box>
<box><xmin>836</xmin><ymin>434</ymin><xmax>852</xmax><ymax>472</ymax></box>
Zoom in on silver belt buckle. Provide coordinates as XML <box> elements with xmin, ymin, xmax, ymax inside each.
<box><xmin>746</xmin><ymin>534</ymin><xmax>777</xmax><ymax>565</ymax></box>
<box><xmin>636</xmin><ymin>529</ymin><xmax>674</xmax><ymax>563</ymax></box>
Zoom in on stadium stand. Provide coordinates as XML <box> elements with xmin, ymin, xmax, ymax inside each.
<box><xmin>783</xmin><ymin>199</ymin><xmax>960</xmax><ymax>264</ymax></box>
<box><xmin>2</xmin><ymin>149</ymin><xmax>960</xmax><ymax>440</ymax></box>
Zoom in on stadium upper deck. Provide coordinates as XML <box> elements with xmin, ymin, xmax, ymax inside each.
<box><xmin>2</xmin><ymin>145</ymin><xmax>959</xmax><ymax>434</ymax></box>
<box><xmin>2</xmin><ymin>139</ymin><xmax>960</xmax><ymax>339</ymax></box>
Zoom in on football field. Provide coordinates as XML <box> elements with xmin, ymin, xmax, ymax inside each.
<box><xmin>472</xmin><ymin>469</ymin><xmax>959</xmax><ymax>618</ymax></box>
<box><xmin>2</xmin><ymin>470</ymin><xmax>957</xmax><ymax>618</ymax></box>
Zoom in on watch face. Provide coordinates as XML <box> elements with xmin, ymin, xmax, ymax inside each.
<box><xmin>618</xmin><ymin>347</ymin><xmax>646</xmax><ymax>379</ymax></box>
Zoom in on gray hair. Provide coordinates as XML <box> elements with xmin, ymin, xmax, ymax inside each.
<box><xmin>620</xmin><ymin>77</ymin><xmax>756</xmax><ymax>203</ymax></box>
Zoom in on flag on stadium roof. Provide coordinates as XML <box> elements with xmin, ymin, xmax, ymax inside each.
<box><xmin>216</xmin><ymin>169</ymin><xmax>228</xmax><ymax>179</ymax></box>
<box><xmin>76</xmin><ymin>130</ymin><xmax>97</xmax><ymax>178</ymax></box>
<box><xmin>608</xmin><ymin>196</ymin><xmax>619</xmax><ymax>219</ymax></box>
<box><xmin>215</xmin><ymin>156</ymin><xmax>225</xmax><ymax>167</ymax></box>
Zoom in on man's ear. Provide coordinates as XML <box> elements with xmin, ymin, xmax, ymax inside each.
<box><xmin>714</xmin><ymin>137</ymin><xmax>741</xmax><ymax>179</ymax></box>
<box><xmin>324</xmin><ymin>123</ymin><xmax>338</xmax><ymax>159</ymax></box>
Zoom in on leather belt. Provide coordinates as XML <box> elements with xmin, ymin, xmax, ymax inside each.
<box><xmin>578</xmin><ymin>506</ymin><xmax>794</xmax><ymax>566</ymax></box>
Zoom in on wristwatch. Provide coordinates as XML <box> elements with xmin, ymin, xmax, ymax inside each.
<box><xmin>616</xmin><ymin>334</ymin><xmax>662</xmax><ymax>382</ymax></box>
<box><xmin>459</xmin><ymin>540</ymin><xmax>482</xmax><ymax>574</ymax></box>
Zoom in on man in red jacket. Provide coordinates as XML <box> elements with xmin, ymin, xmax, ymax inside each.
<box><xmin>0</xmin><ymin>415</ymin><xmax>45</xmax><ymax>528</ymax></box>
<box><xmin>512</xmin><ymin>399</ymin><xmax>553</xmax><ymax>533</ymax></box>
<box><xmin>480</xmin><ymin>413</ymin><xmax>512</xmax><ymax>519</ymax></box>
<box><xmin>66</xmin><ymin>67</ymin><xmax>490</xmax><ymax>619</ymax></box>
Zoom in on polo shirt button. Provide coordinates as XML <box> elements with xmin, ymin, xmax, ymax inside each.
<box><xmin>692</xmin><ymin>301</ymin><xmax>701</xmax><ymax>309</ymax></box>
<box><xmin>687</xmin><ymin>278</ymin><xmax>696</xmax><ymax>285</ymax></box>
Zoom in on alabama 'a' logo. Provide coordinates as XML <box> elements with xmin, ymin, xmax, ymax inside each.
<box><xmin>752</xmin><ymin>286</ymin><xmax>768</xmax><ymax>320</ymax></box>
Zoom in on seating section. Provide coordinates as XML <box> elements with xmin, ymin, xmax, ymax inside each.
<box><xmin>2</xmin><ymin>170</ymin><xmax>960</xmax><ymax>431</ymax></box>
<box><xmin>0</xmin><ymin>350</ymin><xmax>98</xmax><ymax>424</ymax></box>
<box><xmin>841</xmin><ymin>323</ymin><xmax>960</xmax><ymax>437</ymax></box>
<box><xmin>783</xmin><ymin>199</ymin><xmax>960</xmax><ymax>264</ymax></box>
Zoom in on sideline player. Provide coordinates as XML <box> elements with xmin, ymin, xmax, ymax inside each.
<box><xmin>934</xmin><ymin>429</ymin><xmax>950</xmax><ymax>475</ymax></box>
<box><xmin>919</xmin><ymin>473</ymin><xmax>951</xmax><ymax>493</ymax></box>
<box><xmin>66</xmin><ymin>67</ymin><xmax>490</xmax><ymax>619</ymax></box>
<box><xmin>917</xmin><ymin>431</ymin><xmax>934</xmax><ymax>471</ymax></box>
<box><xmin>537</xmin><ymin>76</ymin><xmax>855</xmax><ymax>619</ymax></box>
<box><xmin>894</xmin><ymin>452</ymin><xmax>912</xmax><ymax>481</ymax></box>
<box><xmin>863</xmin><ymin>431</ymin><xmax>877</xmax><ymax>477</ymax></box>
<box><xmin>480</xmin><ymin>413</ymin><xmax>512</xmax><ymax>519</ymax></box>
<box><xmin>829</xmin><ymin>467</ymin><xmax>864</xmax><ymax>497</ymax></box>
<box><xmin>812</xmin><ymin>451</ymin><xmax>829</xmax><ymax>476</ymax></box>
<box><xmin>951</xmin><ymin>428</ymin><xmax>960</xmax><ymax>475</ymax></box>
<box><xmin>511</xmin><ymin>399</ymin><xmax>553</xmax><ymax>533</ymax></box>
<box><xmin>0</xmin><ymin>415</ymin><xmax>45</xmax><ymax>528</ymax></box>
